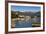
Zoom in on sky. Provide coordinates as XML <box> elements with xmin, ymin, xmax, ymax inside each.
<box><xmin>11</xmin><ymin>5</ymin><xmax>41</xmax><ymax>12</ymax></box>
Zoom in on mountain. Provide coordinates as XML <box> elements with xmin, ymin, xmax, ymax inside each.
<box><xmin>33</xmin><ymin>11</ymin><xmax>40</xmax><ymax>17</ymax></box>
<box><xmin>11</xmin><ymin>11</ymin><xmax>40</xmax><ymax>17</ymax></box>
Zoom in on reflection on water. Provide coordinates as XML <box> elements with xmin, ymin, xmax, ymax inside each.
<box><xmin>15</xmin><ymin>19</ymin><xmax>32</xmax><ymax>28</ymax></box>
<box><xmin>11</xmin><ymin>17</ymin><xmax>32</xmax><ymax>28</ymax></box>
<box><xmin>11</xmin><ymin>17</ymin><xmax>40</xmax><ymax>28</ymax></box>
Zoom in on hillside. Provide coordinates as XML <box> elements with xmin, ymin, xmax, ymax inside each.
<box><xmin>11</xmin><ymin>11</ymin><xmax>40</xmax><ymax>18</ymax></box>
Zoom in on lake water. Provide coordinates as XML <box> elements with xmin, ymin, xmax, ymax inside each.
<box><xmin>15</xmin><ymin>19</ymin><xmax>32</xmax><ymax>28</ymax></box>
<box><xmin>11</xmin><ymin>17</ymin><xmax>40</xmax><ymax>28</ymax></box>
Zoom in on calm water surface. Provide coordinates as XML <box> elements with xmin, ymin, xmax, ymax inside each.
<box><xmin>15</xmin><ymin>19</ymin><xmax>32</xmax><ymax>28</ymax></box>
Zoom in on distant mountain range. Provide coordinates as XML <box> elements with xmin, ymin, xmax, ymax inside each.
<box><xmin>11</xmin><ymin>11</ymin><xmax>40</xmax><ymax>17</ymax></box>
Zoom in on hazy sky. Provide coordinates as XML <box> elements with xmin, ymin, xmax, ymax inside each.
<box><xmin>11</xmin><ymin>5</ymin><xmax>40</xmax><ymax>12</ymax></box>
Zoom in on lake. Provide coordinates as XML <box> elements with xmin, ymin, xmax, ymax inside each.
<box><xmin>11</xmin><ymin>17</ymin><xmax>40</xmax><ymax>28</ymax></box>
<box><xmin>15</xmin><ymin>20</ymin><xmax>32</xmax><ymax>28</ymax></box>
